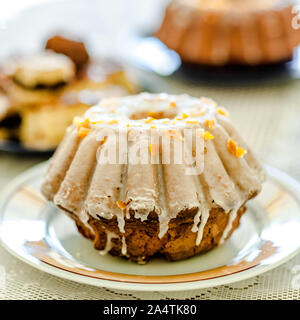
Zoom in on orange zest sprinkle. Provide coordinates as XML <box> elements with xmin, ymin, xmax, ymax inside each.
<box><xmin>227</xmin><ymin>139</ymin><xmax>247</xmax><ymax>158</ymax></box>
<box><xmin>79</xmin><ymin>117</ymin><xmax>90</xmax><ymax>128</ymax></box>
<box><xmin>181</xmin><ymin>113</ymin><xmax>189</xmax><ymax>119</ymax></box>
<box><xmin>107</xmin><ymin>119</ymin><xmax>118</xmax><ymax>124</ymax></box>
<box><xmin>186</xmin><ymin>120</ymin><xmax>198</xmax><ymax>124</ymax></box>
<box><xmin>91</xmin><ymin>120</ymin><xmax>105</xmax><ymax>124</ymax></box>
<box><xmin>148</xmin><ymin>111</ymin><xmax>159</xmax><ymax>118</ymax></box>
<box><xmin>227</xmin><ymin>139</ymin><xmax>236</xmax><ymax>155</ymax></box>
<box><xmin>166</xmin><ymin>129</ymin><xmax>177</xmax><ymax>139</ymax></box>
<box><xmin>150</xmin><ymin>125</ymin><xmax>156</xmax><ymax>129</ymax></box>
<box><xmin>77</xmin><ymin>127</ymin><xmax>91</xmax><ymax>138</ymax></box>
<box><xmin>217</xmin><ymin>107</ymin><xmax>229</xmax><ymax>117</ymax></box>
<box><xmin>204</xmin><ymin>131</ymin><xmax>214</xmax><ymax>141</ymax></box>
<box><xmin>201</xmin><ymin>97</ymin><xmax>217</xmax><ymax>107</ymax></box>
<box><xmin>205</xmin><ymin>119</ymin><xmax>215</xmax><ymax>129</ymax></box>
<box><xmin>100</xmin><ymin>136</ymin><xmax>107</xmax><ymax>145</ymax></box>
<box><xmin>169</xmin><ymin>101</ymin><xmax>176</xmax><ymax>108</ymax></box>
<box><xmin>236</xmin><ymin>147</ymin><xmax>246</xmax><ymax>158</ymax></box>
<box><xmin>191</xmin><ymin>111</ymin><xmax>205</xmax><ymax>117</ymax></box>
<box><xmin>144</xmin><ymin>117</ymin><xmax>155</xmax><ymax>123</ymax></box>
<box><xmin>116</xmin><ymin>200</ymin><xmax>127</xmax><ymax>210</ymax></box>
<box><xmin>74</xmin><ymin>117</ymin><xmax>90</xmax><ymax>129</ymax></box>
<box><xmin>73</xmin><ymin>116</ymin><xmax>83</xmax><ymax>126</ymax></box>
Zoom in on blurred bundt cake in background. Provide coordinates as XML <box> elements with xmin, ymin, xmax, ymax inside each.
<box><xmin>156</xmin><ymin>0</ymin><xmax>300</xmax><ymax>66</ymax></box>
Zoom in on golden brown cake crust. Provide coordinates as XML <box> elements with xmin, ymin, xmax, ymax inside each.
<box><xmin>62</xmin><ymin>204</ymin><xmax>247</xmax><ymax>262</ymax></box>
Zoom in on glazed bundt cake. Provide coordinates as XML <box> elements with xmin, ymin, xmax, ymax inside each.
<box><xmin>156</xmin><ymin>0</ymin><xmax>300</xmax><ymax>66</ymax></box>
<box><xmin>41</xmin><ymin>93</ymin><xmax>264</xmax><ymax>263</ymax></box>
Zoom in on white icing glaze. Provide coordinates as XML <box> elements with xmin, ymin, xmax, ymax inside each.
<box><xmin>116</xmin><ymin>213</ymin><xmax>125</xmax><ymax>234</ymax></box>
<box><xmin>219</xmin><ymin>199</ymin><xmax>243</xmax><ymax>245</ymax></box>
<box><xmin>121</xmin><ymin>236</ymin><xmax>127</xmax><ymax>256</ymax></box>
<box><xmin>196</xmin><ymin>206</ymin><xmax>210</xmax><ymax>246</ymax></box>
<box><xmin>190</xmin><ymin>175</ymin><xmax>210</xmax><ymax>246</ymax></box>
<box><xmin>47</xmin><ymin>93</ymin><xmax>264</xmax><ymax>251</ymax></box>
<box><xmin>99</xmin><ymin>231</ymin><xmax>118</xmax><ymax>255</ymax></box>
<box><xmin>79</xmin><ymin>209</ymin><xmax>94</xmax><ymax>234</ymax></box>
<box><xmin>157</xmin><ymin>163</ymin><xmax>168</xmax><ymax>239</ymax></box>
<box><xmin>85</xmin><ymin>93</ymin><xmax>217</xmax><ymax>131</ymax></box>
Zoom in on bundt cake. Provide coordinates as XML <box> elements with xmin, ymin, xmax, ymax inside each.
<box><xmin>41</xmin><ymin>93</ymin><xmax>264</xmax><ymax>263</ymax></box>
<box><xmin>156</xmin><ymin>0</ymin><xmax>300</xmax><ymax>66</ymax></box>
<box><xmin>45</xmin><ymin>35</ymin><xmax>90</xmax><ymax>70</ymax></box>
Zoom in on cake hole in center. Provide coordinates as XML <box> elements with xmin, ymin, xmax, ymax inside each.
<box><xmin>129</xmin><ymin>110</ymin><xmax>177</xmax><ymax>120</ymax></box>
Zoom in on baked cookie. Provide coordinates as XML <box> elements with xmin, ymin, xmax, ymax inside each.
<box><xmin>45</xmin><ymin>34</ymin><xmax>89</xmax><ymax>70</ymax></box>
<box><xmin>13</xmin><ymin>51</ymin><xmax>75</xmax><ymax>88</ymax></box>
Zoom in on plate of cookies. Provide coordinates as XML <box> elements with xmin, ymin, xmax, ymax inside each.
<box><xmin>0</xmin><ymin>34</ymin><xmax>138</xmax><ymax>153</ymax></box>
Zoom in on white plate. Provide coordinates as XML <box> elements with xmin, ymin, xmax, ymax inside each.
<box><xmin>0</xmin><ymin>163</ymin><xmax>299</xmax><ymax>292</ymax></box>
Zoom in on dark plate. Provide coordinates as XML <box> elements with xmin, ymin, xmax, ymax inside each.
<box><xmin>122</xmin><ymin>36</ymin><xmax>300</xmax><ymax>86</ymax></box>
<box><xmin>0</xmin><ymin>140</ymin><xmax>54</xmax><ymax>156</ymax></box>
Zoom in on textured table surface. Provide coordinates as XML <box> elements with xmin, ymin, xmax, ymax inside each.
<box><xmin>0</xmin><ymin>74</ymin><xmax>300</xmax><ymax>300</ymax></box>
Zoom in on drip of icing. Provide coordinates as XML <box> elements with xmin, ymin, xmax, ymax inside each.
<box><xmin>186</xmin><ymin>128</ymin><xmax>210</xmax><ymax>246</ymax></box>
<box><xmin>132</xmin><ymin>196</ymin><xmax>157</xmax><ymax>221</ymax></box>
<box><xmin>121</xmin><ymin>236</ymin><xmax>127</xmax><ymax>256</ymax></box>
<box><xmin>125</xmin><ymin>131</ymin><xmax>159</xmax><ymax>222</ymax></box>
<box><xmin>76</xmin><ymin>93</ymin><xmax>262</xmax><ymax>247</ymax></box>
<box><xmin>219</xmin><ymin>199</ymin><xmax>243</xmax><ymax>245</ymax></box>
<box><xmin>192</xmin><ymin>210</ymin><xmax>201</xmax><ymax>233</ymax></box>
<box><xmin>156</xmin><ymin>163</ymin><xmax>168</xmax><ymax>239</ymax></box>
<box><xmin>195</xmin><ymin>206</ymin><xmax>210</xmax><ymax>245</ymax></box>
<box><xmin>116</xmin><ymin>213</ymin><xmax>125</xmax><ymax>234</ymax></box>
<box><xmin>79</xmin><ymin>209</ymin><xmax>94</xmax><ymax>234</ymax></box>
<box><xmin>158</xmin><ymin>209</ymin><xmax>168</xmax><ymax>239</ymax></box>
<box><xmin>191</xmin><ymin>205</ymin><xmax>210</xmax><ymax>246</ymax></box>
<box><xmin>99</xmin><ymin>231</ymin><xmax>118</xmax><ymax>255</ymax></box>
<box><xmin>116</xmin><ymin>163</ymin><xmax>128</xmax><ymax>233</ymax></box>
<box><xmin>190</xmin><ymin>188</ymin><xmax>210</xmax><ymax>246</ymax></box>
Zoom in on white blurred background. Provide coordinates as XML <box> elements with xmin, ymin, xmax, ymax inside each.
<box><xmin>0</xmin><ymin>0</ymin><xmax>169</xmax><ymax>60</ymax></box>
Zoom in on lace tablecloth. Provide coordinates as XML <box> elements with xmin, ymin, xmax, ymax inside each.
<box><xmin>0</xmin><ymin>76</ymin><xmax>300</xmax><ymax>300</ymax></box>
